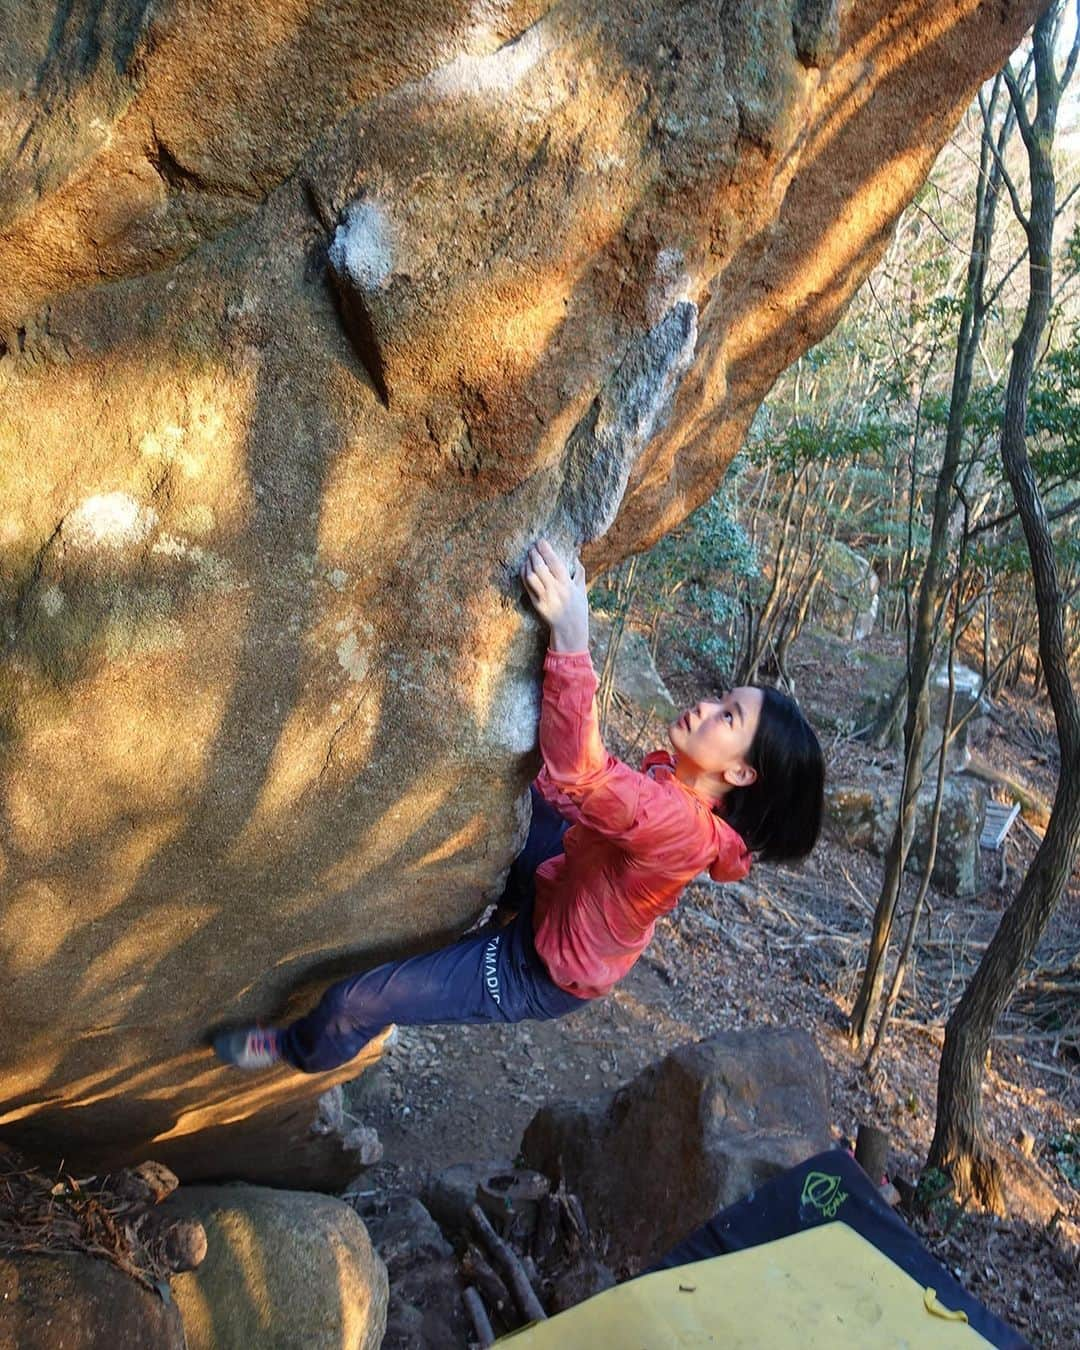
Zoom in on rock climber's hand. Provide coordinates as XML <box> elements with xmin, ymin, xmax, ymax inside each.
<box><xmin>521</xmin><ymin>538</ymin><xmax>588</xmax><ymax>653</ymax></box>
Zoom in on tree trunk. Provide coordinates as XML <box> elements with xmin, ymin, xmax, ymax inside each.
<box><xmin>868</xmin><ymin>542</ymin><xmax>966</xmax><ymax>1067</ymax></box>
<box><xmin>849</xmin><ymin>74</ymin><xmax>1012</xmax><ymax>1047</ymax></box>
<box><xmin>928</xmin><ymin>4</ymin><xmax>1080</xmax><ymax>1209</ymax></box>
<box><xmin>929</xmin><ymin>771</ymin><xmax>1080</xmax><ymax>1209</ymax></box>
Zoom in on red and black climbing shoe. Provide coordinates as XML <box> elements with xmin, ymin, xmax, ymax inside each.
<box><xmin>213</xmin><ymin>1026</ymin><xmax>284</xmax><ymax>1070</ymax></box>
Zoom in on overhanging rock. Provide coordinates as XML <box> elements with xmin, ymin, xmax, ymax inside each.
<box><xmin>0</xmin><ymin>0</ymin><xmax>1042</xmax><ymax>1176</ymax></box>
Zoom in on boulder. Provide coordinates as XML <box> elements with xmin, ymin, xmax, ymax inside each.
<box><xmin>314</xmin><ymin>1086</ymin><xmax>385</xmax><ymax>1166</ymax></box>
<box><xmin>825</xmin><ymin>774</ymin><xmax>986</xmax><ymax>896</ymax></box>
<box><xmin>858</xmin><ymin>658</ymin><xmax>989</xmax><ymax>770</ymax></box>
<box><xmin>350</xmin><ymin>1192</ymin><xmax>467</xmax><ymax>1350</ymax></box>
<box><xmin>929</xmin><ymin>662</ymin><xmax>991</xmax><ymax>771</ymax></box>
<box><xmin>0</xmin><ymin>1252</ymin><xmax>185</xmax><ymax>1350</ymax></box>
<box><xmin>0</xmin><ymin>0</ymin><xmax>1041</xmax><ymax>1171</ymax></box>
<box><xmin>817</xmin><ymin>540</ymin><xmax>880</xmax><ymax>642</ymax></box>
<box><xmin>905</xmin><ymin>776</ymin><xmax>986</xmax><ymax>898</ymax></box>
<box><xmin>591</xmin><ymin>613</ymin><xmax>679</xmax><ymax>724</ymax></box>
<box><xmin>823</xmin><ymin>783</ymin><xmax>883</xmax><ymax>853</ymax></box>
<box><xmin>350</xmin><ymin>1193</ymin><xmax>454</xmax><ymax>1274</ymax></box>
<box><xmin>163</xmin><ymin>1183</ymin><xmax>388</xmax><ymax>1350</ymax></box>
<box><xmin>421</xmin><ymin>1159</ymin><xmax>518</xmax><ymax>1239</ymax></box>
<box><xmin>520</xmin><ymin>1028</ymin><xmax>830</xmax><ymax>1273</ymax></box>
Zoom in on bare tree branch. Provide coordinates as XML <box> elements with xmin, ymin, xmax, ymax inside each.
<box><xmin>969</xmin><ymin>492</ymin><xmax>1080</xmax><ymax>541</ymax></box>
<box><xmin>981</xmin><ymin>82</ymin><xmax>1030</xmax><ymax>232</ymax></box>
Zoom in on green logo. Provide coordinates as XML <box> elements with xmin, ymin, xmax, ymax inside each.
<box><xmin>800</xmin><ymin>1170</ymin><xmax>849</xmax><ymax>1219</ymax></box>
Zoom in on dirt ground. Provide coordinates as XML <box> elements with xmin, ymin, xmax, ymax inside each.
<box><xmin>347</xmin><ymin>631</ymin><xmax>1079</xmax><ymax>1349</ymax></box>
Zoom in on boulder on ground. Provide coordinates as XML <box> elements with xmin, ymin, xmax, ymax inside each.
<box><xmin>422</xmin><ymin>1159</ymin><xmax>518</xmax><ymax>1239</ymax></box>
<box><xmin>817</xmin><ymin>540</ymin><xmax>880</xmax><ymax>642</ymax></box>
<box><xmin>823</xmin><ymin>782</ymin><xmax>883</xmax><ymax>852</ymax></box>
<box><xmin>350</xmin><ymin>1192</ymin><xmax>467</xmax><ymax>1350</ymax></box>
<box><xmin>0</xmin><ymin>1252</ymin><xmax>185</xmax><ymax>1349</ymax></box>
<box><xmin>863</xmin><ymin>659</ymin><xmax>989</xmax><ymax>770</ymax></box>
<box><xmin>350</xmin><ymin>1193</ymin><xmax>454</xmax><ymax>1274</ymax></box>
<box><xmin>929</xmin><ymin>663</ymin><xmax>991</xmax><ymax>771</ymax></box>
<box><xmin>520</xmin><ymin>1028</ymin><xmax>830</xmax><ymax>1273</ymax></box>
<box><xmin>825</xmin><ymin>773</ymin><xmax>986</xmax><ymax>896</ymax></box>
<box><xmin>906</xmin><ymin>776</ymin><xmax>986</xmax><ymax>897</ymax></box>
<box><xmin>163</xmin><ymin>1182</ymin><xmax>387</xmax><ymax>1350</ymax></box>
<box><xmin>591</xmin><ymin>614</ymin><xmax>679</xmax><ymax>725</ymax></box>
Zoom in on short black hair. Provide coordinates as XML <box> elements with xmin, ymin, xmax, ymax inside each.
<box><xmin>721</xmin><ymin>686</ymin><xmax>824</xmax><ymax>863</ymax></box>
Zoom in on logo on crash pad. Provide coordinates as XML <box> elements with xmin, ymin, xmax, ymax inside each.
<box><xmin>800</xmin><ymin>1171</ymin><xmax>849</xmax><ymax>1219</ymax></box>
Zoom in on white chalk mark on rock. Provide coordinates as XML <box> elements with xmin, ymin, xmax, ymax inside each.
<box><xmin>65</xmin><ymin>493</ymin><xmax>158</xmax><ymax>550</ymax></box>
<box><xmin>39</xmin><ymin>585</ymin><xmax>65</xmax><ymax>616</ymax></box>
<box><xmin>337</xmin><ymin>629</ymin><xmax>371</xmax><ymax>683</ymax></box>
<box><xmin>329</xmin><ymin>201</ymin><xmax>395</xmax><ymax>292</ymax></box>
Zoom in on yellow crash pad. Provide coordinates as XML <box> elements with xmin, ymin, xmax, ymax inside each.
<box><xmin>498</xmin><ymin>1222</ymin><xmax>993</xmax><ymax>1348</ymax></box>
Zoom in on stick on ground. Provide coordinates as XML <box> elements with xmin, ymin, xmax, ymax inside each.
<box><xmin>463</xmin><ymin>1286</ymin><xmax>495</xmax><ymax>1347</ymax></box>
<box><xmin>469</xmin><ymin>1202</ymin><xmax>547</xmax><ymax>1323</ymax></box>
<box><xmin>855</xmin><ymin>1123</ymin><xmax>890</xmax><ymax>1184</ymax></box>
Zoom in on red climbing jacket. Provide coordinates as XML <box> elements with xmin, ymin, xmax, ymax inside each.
<box><xmin>531</xmin><ymin>650</ymin><xmax>752</xmax><ymax>1000</ymax></box>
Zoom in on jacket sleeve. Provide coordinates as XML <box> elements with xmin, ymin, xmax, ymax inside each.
<box><xmin>535</xmin><ymin>650</ymin><xmax>686</xmax><ymax>849</ymax></box>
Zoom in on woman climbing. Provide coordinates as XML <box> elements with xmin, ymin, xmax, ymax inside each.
<box><xmin>214</xmin><ymin>538</ymin><xmax>825</xmax><ymax>1073</ymax></box>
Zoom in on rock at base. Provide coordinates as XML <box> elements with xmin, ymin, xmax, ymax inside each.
<box><xmin>350</xmin><ymin>1192</ymin><xmax>467</xmax><ymax>1350</ymax></box>
<box><xmin>590</xmin><ymin>614</ymin><xmax>679</xmax><ymax>725</ymax></box>
<box><xmin>163</xmin><ymin>1183</ymin><xmax>387</xmax><ymax>1350</ymax></box>
<box><xmin>520</xmin><ymin>1028</ymin><xmax>830</xmax><ymax>1273</ymax></box>
<box><xmin>421</xmin><ymin>1159</ymin><xmax>518</xmax><ymax>1239</ymax></box>
<box><xmin>0</xmin><ymin>1252</ymin><xmax>185</xmax><ymax>1349</ymax></box>
<box><xmin>825</xmin><ymin>774</ymin><xmax>986</xmax><ymax>897</ymax></box>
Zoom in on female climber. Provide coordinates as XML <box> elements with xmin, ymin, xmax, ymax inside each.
<box><xmin>214</xmin><ymin>538</ymin><xmax>825</xmax><ymax>1073</ymax></box>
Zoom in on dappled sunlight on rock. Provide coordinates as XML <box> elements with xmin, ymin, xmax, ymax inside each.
<box><xmin>219</xmin><ymin>1211</ymin><xmax>275</xmax><ymax>1333</ymax></box>
<box><xmin>460</xmin><ymin>594</ymin><xmax>543</xmax><ymax>755</ymax></box>
<box><xmin>1</xmin><ymin>879</ymin><xmax>82</xmax><ymax>978</ymax></box>
<box><xmin>316</xmin><ymin>781</ymin><xmax>459</xmax><ymax>892</ymax></box>
<box><xmin>0</xmin><ymin>357</ymin><xmax>256</xmax><ymax>547</ymax></box>
<box><xmin>3</xmin><ymin>648</ymin><xmax>239</xmax><ymax>859</ymax></box>
<box><xmin>0</xmin><ymin>1</ymin><xmax>544</xmax><ymax>326</ymax></box>
<box><xmin>727</xmin><ymin>154</ymin><xmax>929</xmax><ymax>368</ymax></box>
<box><xmin>73</xmin><ymin>902</ymin><xmax>216</xmax><ymax>1006</ymax></box>
<box><xmin>0</xmin><ymin>0</ymin><xmax>1044</xmax><ymax>1175</ymax></box>
<box><xmin>228</xmin><ymin>679</ymin><xmax>385</xmax><ymax>863</ymax></box>
<box><xmin>800</xmin><ymin>0</ymin><xmax>977</xmax><ymax>170</ymax></box>
<box><xmin>168</xmin><ymin>1182</ymin><xmax>387</xmax><ymax>1347</ymax></box>
<box><xmin>411</xmin><ymin>813</ymin><xmax>488</xmax><ymax>871</ymax></box>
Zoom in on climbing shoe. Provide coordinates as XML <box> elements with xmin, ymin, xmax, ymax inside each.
<box><xmin>213</xmin><ymin>1025</ymin><xmax>283</xmax><ymax>1069</ymax></box>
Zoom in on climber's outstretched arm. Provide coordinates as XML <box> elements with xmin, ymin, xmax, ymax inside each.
<box><xmin>522</xmin><ymin>539</ymin><xmax>649</xmax><ymax>845</ymax></box>
<box><xmin>521</xmin><ymin>538</ymin><xmax>588</xmax><ymax>653</ymax></box>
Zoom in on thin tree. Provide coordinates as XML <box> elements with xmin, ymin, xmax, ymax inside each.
<box><xmin>928</xmin><ymin>0</ymin><xmax>1080</xmax><ymax>1209</ymax></box>
<box><xmin>866</xmin><ymin>496</ymin><xmax>970</xmax><ymax>1069</ymax></box>
<box><xmin>849</xmin><ymin>69</ymin><xmax>1020</xmax><ymax>1047</ymax></box>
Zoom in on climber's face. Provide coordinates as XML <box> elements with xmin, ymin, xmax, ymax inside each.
<box><xmin>668</xmin><ymin>687</ymin><xmax>763</xmax><ymax>791</ymax></box>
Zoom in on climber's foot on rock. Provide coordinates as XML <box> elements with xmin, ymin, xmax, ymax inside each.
<box><xmin>213</xmin><ymin>1026</ymin><xmax>284</xmax><ymax>1070</ymax></box>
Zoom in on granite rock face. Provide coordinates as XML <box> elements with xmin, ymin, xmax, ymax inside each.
<box><xmin>0</xmin><ymin>0</ymin><xmax>1040</xmax><ymax>1171</ymax></box>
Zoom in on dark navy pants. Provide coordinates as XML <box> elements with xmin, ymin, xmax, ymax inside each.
<box><xmin>281</xmin><ymin>789</ymin><xmax>587</xmax><ymax>1073</ymax></box>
